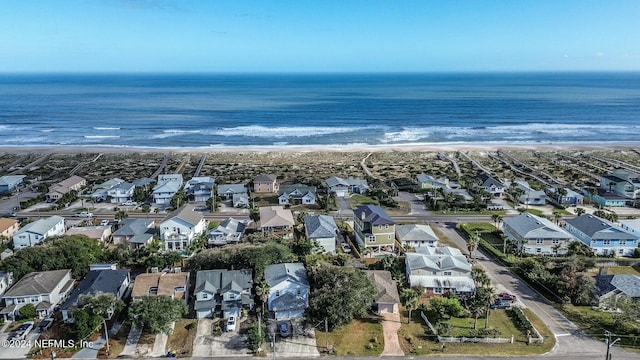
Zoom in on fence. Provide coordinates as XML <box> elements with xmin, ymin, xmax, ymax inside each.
<box><xmin>420</xmin><ymin>311</ymin><xmax>514</xmax><ymax>344</ymax></box>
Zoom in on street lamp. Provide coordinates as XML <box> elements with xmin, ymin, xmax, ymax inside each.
<box><xmin>605</xmin><ymin>331</ymin><xmax>621</xmax><ymax>360</ymax></box>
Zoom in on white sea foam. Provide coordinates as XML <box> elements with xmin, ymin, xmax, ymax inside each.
<box><xmin>151</xmin><ymin>129</ymin><xmax>202</xmax><ymax>139</ymax></box>
<box><xmin>204</xmin><ymin>125</ymin><xmax>372</xmax><ymax>138</ymax></box>
<box><xmin>40</xmin><ymin>129</ymin><xmax>55</xmax><ymax>132</ymax></box>
<box><xmin>84</xmin><ymin>135</ymin><xmax>121</xmax><ymax>139</ymax></box>
<box><xmin>94</xmin><ymin>127</ymin><xmax>121</xmax><ymax>130</ymax></box>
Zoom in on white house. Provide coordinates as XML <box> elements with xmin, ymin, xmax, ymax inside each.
<box><xmin>194</xmin><ymin>269</ymin><xmax>253</xmax><ymax>319</ymax></box>
<box><xmin>475</xmin><ymin>174</ymin><xmax>505</xmax><ymax>198</ymax></box>
<box><xmin>405</xmin><ymin>247</ymin><xmax>475</xmax><ymax>296</ymax></box>
<box><xmin>503</xmin><ymin>213</ymin><xmax>574</xmax><ymax>255</ymax></box>
<box><xmin>207</xmin><ymin>218</ymin><xmax>248</xmax><ymax>246</ymax></box>
<box><xmin>395</xmin><ymin>224</ymin><xmax>439</xmax><ymax>248</ymax></box>
<box><xmin>107</xmin><ymin>182</ymin><xmax>135</xmax><ymax>204</ymax></box>
<box><xmin>325</xmin><ymin>176</ymin><xmax>369</xmax><ymax>197</ymax></box>
<box><xmin>159</xmin><ymin>204</ymin><xmax>207</xmax><ymax>252</ymax></box>
<box><xmin>89</xmin><ymin>178</ymin><xmax>125</xmax><ymax>202</ymax></box>
<box><xmin>186</xmin><ymin>176</ymin><xmax>215</xmax><ymax>202</ymax></box>
<box><xmin>278</xmin><ymin>184</ymin><xmax>317</xmax><ymax>205</ymax></box>
<box><xmin>0</xmin><ymin>269</ymin><xmax>74</xmax><ymax>321</ymax></box>
<box><xmin>304</xmin><ymin>214</ymin><xmax>338</xmax><ymax>254</ymax></box>
<box><xmin>264</xmin><ymin>263</ymin><xmax>309</xmax><ymax>320</ymax></box>
<box><xmin>12</xmin><ymin>216</ymin><xmax>65</xmax><ymax>250</ymax></box>
<box><xmin>515</xmin><ymin>180</ymin><xmax>547</xmax><ymax>205</ymax></box>
<box><xmin>153</xmin><ymin>174</ymin><xmax>184</xmax><ymax>205</ymax></box>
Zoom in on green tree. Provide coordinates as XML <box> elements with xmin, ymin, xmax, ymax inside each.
<box><xmin>429</xmin><ymin>297</ymin><xmax>464</xmax><ymax>323</ymax></box>
<box><xmin>246</xmin><ymin>323</ymin><xmax>266</xmax><ymax>352</ymax></box>
<box><xmin>79</xmin><ymin>293</ymin><xmax>124</xmax><ymax>319</ymax></box>
<box><xmin>400</xmin><ymin>288</ymin><xmax>420</xmax><ymax>323</ymax></box>
<box><xmin>72</xmin><ymin>308</ymin><xmax>102</xmax><ymax>340</ymax></box>
<box><xmin>170</xmin><ymin>189</ymin><xmax>187</xmax><ymax>209</ymax></box>
<box><xmin>468</xmin><ymin>286</ymin><xmax>494</xmax><ymax>329</ymax></box>
<box><xmin>249</xmin><ymin>208</ymin><xmax>260</xmax><ymax>230</ymax></box>
<box><xmin>18</xmin><ymin>303</ymin><xmax>36</xmax><ymax>320</ymax></box>
<box><xmin>307</xmin><ymin>264</ymin><xmax>375</xmax><ymax>330</ymax></box>
<box><xmin>575</xmin><ymin>207</ymin><xmax>586</xmax><ymax>216</ymax></box>
<box><xmin>255</xmin><ymin>280</ymin><xmax>270</xmax><ymax>314</ymax></box>
<box><xmin>129</xmin><ymin>296</ymin><xmax>187</xmax><ymax>334</ymax></box>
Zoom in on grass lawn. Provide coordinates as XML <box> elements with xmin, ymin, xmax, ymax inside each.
<box><xmin>523</xmin><ymin>209</ymin><xmax>545</xmax><ymax>216</ymax></box>
<box><xmin>432</xmin><ymin>210</ymin><xmax>506</xmax><ymax>215</ymax></box>
<box><xmin>166</xmin><ymin>319</ymin><xmax>197</xmax><ymax>357</ymax></box>
<box><xmin>398</xmin><ymin>307</ymin><xmax>555</xmax><ymax>356</ymax></box>
<box><xmin>315</xmin><ymin>318</ymin><xmax>384</xmax><ymax>356</ymax></box>
<box><xmin>431</xmin><ymin>227</ymin><xmax>461</xmax><ymax>250</ymax></box>
<box><xmin>348</xmin><ymin>194</ymin><xmax>379</xmax><ymax>207</ymax></box>
<box><xmin>386</xmin><ymin>200</ymin><xmax>410</xmax><ymax>215</ymax></box>
<box><xmin>460</xmin><ymin>223</ymin><xmax>497</xmax><ymax>233</ymax></box>
<box><xmin>253</xmin><ymin>194</ymin><xmax>279</xmax><ymax>207</ymax></box>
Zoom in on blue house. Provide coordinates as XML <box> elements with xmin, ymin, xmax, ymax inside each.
<box><xmin>0</xmin><ymin>176</ymin><xmax>25</xmax><ymax>193</ymax></box>
<box><xmin>564</xmin><ymin>214</ymin><xmax>639</xmax><ymax>257</ymax></box>
<box><xmin>583</xmin><ymin>189</ymin><xmax>627</xmax><ymax>207</ymax></box>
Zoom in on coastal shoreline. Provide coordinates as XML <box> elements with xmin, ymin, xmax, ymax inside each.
<box><xmin>1</xmin><ymin>141</ymin><xmax>638</xmax><ymax>155</ymax></box>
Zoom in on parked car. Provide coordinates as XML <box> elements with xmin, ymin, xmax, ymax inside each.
<box><xmin>122</xmin><ymin>200</ymin><xmax>137</xmax><ymax>206</ymax></box>
<box><xmin>11</xmin><ymin>321</ymin><xmax>34</xmax><ymax>340</ymax></box>
<box><xmin>226</xmin><ymin>316</ymin><xmax>237</xmax><ymax>332</ymax></box>
<box><xmin>497</xmin><ymin>292</ymin><xmax>517</xmax><ymax>301</ymax></box>
<box><xmin>490</xmin><ymin>300</ymin><xmax>512</xmax><ymax>309</ymax></box>
<box><xmin>100</xmin><ymin>219</ymin><xmax>110</xmax><ymax>226</ymax></box>
<box><xmin>38</xmin><ymin>318</ymin><xmax>54</xmax><ymax>331</ymax></box>
<box><xmin>279</xmin><ymin>322</ymin><xmax>289</xmax><ymax>337</ymax></box>
<box><xmin>341</xmin><ymin>243</ymin><xmax>351</xmax><ymax>253</ymax></box>
<box><xmin>76</xmin><ymin>211</ymin><xmax>93</xmax><ymax>218</ymax></box>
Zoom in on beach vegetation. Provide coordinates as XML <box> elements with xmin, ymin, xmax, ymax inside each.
<box><xmin>129</xmin><ymin>295</ymin><xmax>188</xmax><ymax>335</ymax></box>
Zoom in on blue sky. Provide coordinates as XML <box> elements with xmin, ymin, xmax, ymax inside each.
<box><xmin>1</xmin><ymin>0</ymin><xmax>639</xmax><ymax>72</ymax></box>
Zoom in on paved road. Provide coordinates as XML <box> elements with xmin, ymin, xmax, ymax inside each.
<box><xmin>436</xmin><ymin>224</ymin><xmax>633</xmax><ymax>360</ymax></box>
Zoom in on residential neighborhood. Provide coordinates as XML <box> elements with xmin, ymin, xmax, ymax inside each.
<box><xmin>0</xmin><ymin>150</ymin><xmax>639</xmax><ymax>359</ymax></box>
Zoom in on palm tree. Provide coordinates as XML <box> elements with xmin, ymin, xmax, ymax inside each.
<box><xmin>556</xmin><ymin>187</ymin><xmax>568</xmax><ymax>204</ymax></box>
<box><xmin>471</xmin><ymin>267</ymin><xmax>491</xmax><ymax>288</ymax></box>
<box><xmin>255</xmin><ymin>280</ymin><xmax>270</xmax><ymax>314</ymax></box>
<box><xmin>400</xmin><ymin>288</ymin><xmax>420</xmax><ymax>324</ymax></box>
<box><xmin>552</xmin><ymin>210</ymin><xmax>563</xmax><ymax>225</ymax></box>
<box><xmin>575</xmin><ymin>207</ymin><xmax>586</xmax><ymax>216</ymax></box>
<box><xmin>467</xmin><ymin>232</ymin><xmax>480</xmax><ymax>261</ymax></box>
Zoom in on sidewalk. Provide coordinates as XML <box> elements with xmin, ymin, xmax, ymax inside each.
<box><xmin>118</xmin><ymin>325</ymin><xmax>142</xmax><ymax>357</ymax></box>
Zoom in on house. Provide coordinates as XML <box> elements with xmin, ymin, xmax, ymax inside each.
<box><xmin>208</xmin><ymin>218</ymin><xmax>248</xmax><ymax>246</ymax></box>
<box><xmin>396</xmin><ymin>224</ymin><xmax>439</xmax><ymax>248</ymax></box>
<box><xmin>217</xmin><ymin>183</ymin><xmax>248</xmax><ymax>200</ymax></box>
<box><xmin>278</xmin><ymin>184</ymin><xmax>317</xmax><ymax>205</ymax></box>
<box><xmin>12</xmin><ymin>215</ymin><xmax>65</xmax><ymax>250</ymax></box>
<box><xmin>153</xmin><ymin>174</ymin><xmax>184</xmax><ymax>205</ymax></box>
<box><xmin>160</xmin><ymin>204</ymin><xmax>207</xmax><ymax>252</ymax></box>
<box><xmin>0</xmin><ymin>217</ymin><xmax>20</xmax><ymax>239</ymax></box>
<box><xmin>601</xmin><ymin>169</ymin><xmax>640</xmax><ymax>200</ymax></box>
<box><xmin>259</xmin><ymin>206</ymin><xmax>295</xmax><ymax>239</ymax></box>
<box><xmin>353</xmin><ymin>205</ymin><xmax>396</xmax><ymax>252</ymax></box>
<box><xmin>619</xmin><ymin>219</ymin><xmax>640</xmax><ymax>238</ymax></box>
<box><xmin>548</xmin><ymin>188</ymin><xmax>584</xmax><ymax>206</ymax></box>
<box><xmin>584</xmin><ymin>188</ymin><xmax>628</xmax><ymax>207</ymax></box>
<box><xmin>325</xmin><ymin>176</ymin><xmax>369</xmax><ymax>197</ymax></box>
<box><xmin>564</xmin><ymin>214</ymin><xmax>639</xmax><ymax>257</ymax></box>
<box><xmin>0</xmin><ymin>175</ymin><xmax>25</xmax><ymax>193</ymax></box>
<box><xmin>253</xmin><ymin>174</ymin><xmax>279</xmax><ymax>193</ymax></box>
<box><xmin>0</xmin><ymin>269</ymin><xmax>74</xmax><ymax>321</ymax></box>
<box><xmin>61</xmin><ymin>269</ymin><xmax>130</xmax><ymax>322</ymax></box>
<box><xmin>65</xmin><ymin>225</ymin><xmax>112</xmax><ymax>242</ymax></box>
<box><xmin>131</xmin><ymin>270</ymin><xmax>189</xmax><ymax>302</ymax></box>
<box><xmin>405</xmin><ymin>247</ymin><xmax>475</xmax><ymax>296</ymax></box>
<box><xmin>106</xmin><ymin>182</ymin><xmax>136</xmax><ymax>204</ymax></box>
<box><xmin>475</xmin><ymin>174</ymin><xmax>505</xmax><ymax>198</ymax></box>
<box><xmin>232</xmin><ymin>193</ymin><xmax>250</xmax><ymax>208</ymax></box>
<box><xmin>47</xmin><ymin>175</ymin><xmax>86</xmax><ymax>202</ymax></box>
<box><xmin>264</xmin><ymin>263</ymin><xmax>309</xmax><ymax>320</ymax></box>
<box><xmin>0</xmin><ymin>271</ymin><xmax>13</xmax><ymax>298</ymax></box>
<box><xmin>112</xmin><ymin>218</ymin><xmax>155</xmax><ymax>246</ymax></box>
<box><xmin>416</xmin><ymin>174</ymin><xmax>448</xmax><ymax>189</ymax></box>
<box><xmin>595</xmin><ymin>268</ymin><xmax>640</xmax><ymax>309</ymax></box>
<box><xmin>503</xmin><ymin>213</ymin><xmax>575</xmax><ymax>255</ymax></box>
<box><xmin>304</xmin><ymin>214</ymin><xmax>338</xmax><ymax>254</ymax></box>
<box><xmin>515</xmin><ymin>180</ymin><xmax>547</xmax><ymax>205</ymax></box>
<box><xmin>89</xmin><ymin>178</ymin><xmax>125</xmax><ymax>202</ymax></box>
<box><xmin>194</xmin><ymin>269</ymin><xmax>253</xmax><ymax>319</ymax></box>
<box><xmin>186</xmin><ymin>176</ymin><xmax>215</xmax><ymax>202</ymax></box>
<box><xmin>365</xmin><ymin>270</ymin><xmax>400</xmax><ymax>314</ymax></box>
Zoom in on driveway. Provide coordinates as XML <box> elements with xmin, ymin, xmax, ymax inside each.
<box><xmin>193</xmin><ymin>318</ymin><xmax>251</xmax><ymax>357</ymax></box>
<box><xmin>393</xmin><ymin>191</ymin><xmax>427</xmax><ymax>215</ymax></box>
<box><xmin>0</xmin><ymin>323</ymin><xmax>40</xmax><ymax>359</ymax></box>
<box><xmin>380</xmin><ymin>313</ymin><xmax>404</xmax><ymax>356</ymax></box>
<box><xmin>266</xmin><ymin>319</ymin><xmax>320</xmax><ymax>357</ymax></box>
<box><xmin>434</xmin><ymin>223</ymin><xmax>631</xmax><ymax>359</ymax></box>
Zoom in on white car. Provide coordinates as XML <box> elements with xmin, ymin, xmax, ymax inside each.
<box><xmin>122</xmin><ymin>201</ymin><xmax>137</xmax><ymax>206</ymax></box>
<box><xmin>226</xmin><ymin>316</ymin><xmax>237</xmax><ymax>332</ymax></box>
<box><xmin>341</xmin><ymin>243</ymin><xmax>352</xmax><ymax>253</ymax></box>
<box><xmin>76</xmin><ymin>211</ymin><xmax>93</xmax><ymax>218</ymax></box>
<box><xmin>100</xmin><ymin>219</ymin><xmax>110</xmax><ymax>226</ymax></box>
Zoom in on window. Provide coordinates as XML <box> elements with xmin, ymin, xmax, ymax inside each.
<box><xmin>432</xmin><ymin>271</ymin><xmax>437</xmax><ymax>275</ymax></box>
<box><xmin>297</xmin><ymin>288</ymin><xmax>302</xmax><ymax>296</ymax></box>
<box><xmin>536</xmin><ymin>248</ymin><xmax>542</xmax><ymax>254</ymax></box>
<box><xmin>603</xmin><ymin>239</ymin><xmax>611</xmax><ymax>245</ymax></box>
<box><xmin>30</xmin><ymin>296</ymin><xmax>39</xmax><ymax>303</ymax></box>
<box><xmin>385</xmin><ymin>224</ymin><xmax>389</xmax><ymax>229</ymax></box>
<box><xmin>443</xmin><ymin>271</ymin><xmax>452</xmax><ymax>276</ymax></box>
<box><xmin>149</xmin><ymin>287</ymin><xmax>158</xmax><ymax>295</ymax></box>
<box><xmin>17</xmin><ymin>298</ymin><xmax>26</xmax><ymax>304</ymax></box>
<box><xmin>276</xmin><ymin>290</ymin><xmax>280</xmax><ymax>297</ymax></box>
<box><xmin>619</xmin><ymin>240</ymin><xmax>627</xmax><ymax>246</ymax></box>
<box><xmin>202</xmin><ymin>293</ymin><xmax>209</xmax><ymax>299</ymax></box>
<box><xmin>552</xmin><ymin>239</ymin><xmax>560</xmax><ymax>244</ymax></box>
<box><xmin>368</xmin><ymin>236</ymin><xmax>376</xmax><ymax>243</ymax></box>
<box><xmin>174</xmin><ymin>286</ymin><xmax>185</xmax><ymax>293</ymax></box>
<box><xmin>536</xmin><ymin>239</ymin><xmax>544</xmax><ymax>245</ymax></box>
<box><xmin>378</xmin><ymin>225</ymin><xmax>382</xmax><ymax>230</ymax></box>
<box><xmin>434</xmin><ymin>288</ymin><xmax>443</xmax><ymax>294</ymax></box>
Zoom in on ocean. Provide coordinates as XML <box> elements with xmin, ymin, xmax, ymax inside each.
<box><xmin>0</xmin><ymin>72</ymin><xmax>639</xmax><ymax>149</ymax></box>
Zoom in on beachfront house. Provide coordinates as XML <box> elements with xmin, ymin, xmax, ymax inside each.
<box><xmin>159</xmin><ymin>204</ymin><xmax>207</xmax><ymax>252</ymax></box>
<box><xmin>106</xmin><ymin>181</ymin><xmax>136</xmax><ymax>204</ymax></box>
<box><xmin>601</xmin><ymin>169</ymin><xmax>640</xmax><ymax>201</ymax></box>
<box><xmin>564</xmin><ymin>214</ymin><xmax>639</xmax><ymax>257</ymax></box>
<box><xmin>47</xmin><ymin>175</ymin><xmax>87</xmax><ymax>202</ymax></box>
<box><xmin>131</xmin><ymin>270</ymin><xmax>189</xmax><ymax>302</ymax></box>
<box><xmin>0</xmin><ymin>269</ymin><xmax>74</xmax><ymax>321</ymax></box>
<box><xmin>278</xmin><ymin>184</ymin><xmax>317</xmax><ymax>205</ymax></box>
<box><xmin>583</xmin><ymin>188</ymin><xmax>627</xmax><ymax>207</ymax></box>
<box><xmin>0</xmin><ymin>175</ymin><xmax>25</xmax><ymax>193</ymax></box>
<box><xmin>253</xmin><ymin>174</ymin><xmax>279</xmax><ymax>193</ymax></box>
<box><xmin>395</xmin><ymin>224</ymin><xmax>439</xmax><ymax>248</ymax></box>
<box><xmin>304</xmin><ymin>214</ymin><xmax>338</xmax><ymax>254</ymax></box>
<box><xmin>475</xmin><ymin>174</ymin><xmax>505</xmax><ymax>198</ymax></box>
<box><xmin>503</xmin><ymin>213</ymin><xmax>574</xmax><ymax>255</ymax></box>
<box><xmin>405</xmin><ymin>246</ymin><xmax>475</xmax><ymax>296</ymax></box>
<box><xmin>61</xmin><ymin>268</ymin><xmax>130</xmax><ymax>322</ymax></box>
<box><xmin>207</xmin><ymin>217</ymin><xmax>248</xmax><ymax>246</ymax></box>
<box><xmin>194</xmin><ymin>269</ymin><xmax>254</xmax><ymax>319</ymax></box>
<box><xmin>365</xmin><ymin>270</ymin><xmax>400</xmax><ymax>315</ymax></box>
<box><xmin>515</xmin><ymin>180</ymin><xmax>547</xmax><ymax>205</ymax></box>
<box><xmin>353</xmin><ymin>205</ymin><xmax>396</xmax><ymax>253</ymax></box>
<box><xmin>153</xmin><ymin>174</ymin><xmax>184</xmax><ymax>205</ymax></box>
<box><xmin>259</xmin><ymin>206</ymin><xmax>295</xmax><ymax>239</ymax></box>
<box><xmin>12</xmin><ymin>215</ymin><xmax>65</xmax><ymax>250</ymax></box>
<box><xmin>416</xmin><ymin>174</ymin><xmax>448</xmax><ymax>189</ymax></box>
<box><xmin>186</xmin><ymin>176</ymin><xmax>215</xmax><ymax>202</ymax></box>
<box><xmin>325</xmin><ymin>176</ymin><xmax>370</xmax><ymax>197</ymax></box>
<box><xmin>548</xmin><ymin>187</ymin><xmax>584</xmax><ymax>206</ymax></box>
<box><xmin>89</xmin><ymin>178</ymin><xmax>125</xmax><ymax>202</ymax></box>
<box><xmin>265</xmin><ymin>263</ymin><xmax>309</xmax><ymax>320</ymax></box>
